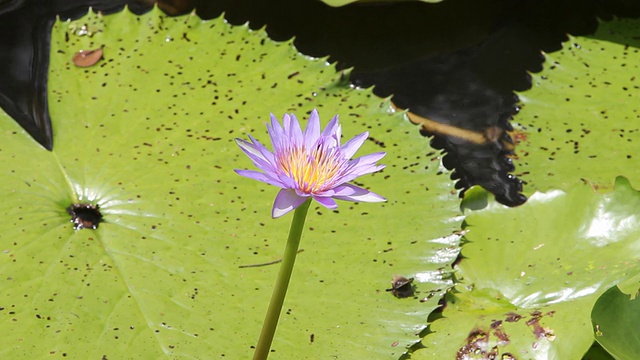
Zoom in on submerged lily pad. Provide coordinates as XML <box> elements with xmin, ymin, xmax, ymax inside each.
<box><xmin>411</xmin><ymin>177</ymin><xmax>640</xmax><ymax>359</ymax></box>
<box><xmin>0</xmin><ymin>7</ymin><xmax>461</xmax><ymax>359</ymax></box>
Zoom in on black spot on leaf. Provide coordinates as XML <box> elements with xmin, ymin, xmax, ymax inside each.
<box><xmin>66</xmin><ymin>203</ymin><xmax>102</xmax><ymax>230</ymax></box>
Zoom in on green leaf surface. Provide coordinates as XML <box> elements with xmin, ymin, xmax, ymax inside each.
<box><xmin>410</xmin><ymin>17</ymin><xmax>640</xmax><ymax>360</ymax></box>
<box><xmin>412</xmin><ymin>177</ymin><xmax>640</xmax><ymax>359</ymax></box>
<box><xmin>0</xmin><ymin>8</ymin><xmax>461</xmax><ymax>359</ymax></box>
<box><xmin>514</xmin><ymin>18</ymin><xmax>640</xmax><ymax>194</ymax></box>
<box><xmin>583</xmin><ymin>342</ymin><xmax>617</xmax><ymax>360</ymax></box>
<box><xmin>592</xmin><ymin>286</ymin><xmax>640</xmax><ymax>360</ymax></box>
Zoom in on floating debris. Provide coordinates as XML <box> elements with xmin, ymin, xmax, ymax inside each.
<box><xmin>72</xmin><ymin>48</ymin><xmax>103</xmax><ymax>67</ymax></box>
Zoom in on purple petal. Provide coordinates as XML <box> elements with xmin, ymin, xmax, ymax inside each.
<box><xmin>336</xmin><ymin>165</ymin><xmax>385</xmax><ymax>185</ymax></box>
<box><xmin>347</xmin><ymin>162</ymin><xmax>386</xmax><ymax>178</ymax></box>
<box><xmin>333</xmin><ymin>152</ymin><xmax>386</xmax><ymax>184</ymax></box>
<box><xmin>235</xmin><ymin>138</ymin><xmax>275</xmax><ymax>170</ymax></box>
<box><xmin>247</xmin><ymin>134</ymin><xmax>275</xmax><ymax>164</ymax></box>
<box><xmin>235</xmin><ymin>169</ymin><xmax>284</xmax><ymax>187</ymax></box>
<box><xmin>331</xmin><ymin>183</ymin><xmax>386</xmax><ymax>203</ymax></box>
<box><xmin>340</xmin><ymin>132</ymin><xmax>368</xmax><ymax>159</ymax></box>
<box><xmin>234</xmin><ymin>138</ymin><xmax>263</xmax><ymax>159</ymax></box>
<box><xmin>347</xmin><ymin>152</ymin><xmax>386</xmax><ymax>173</ymax></box>
<box><xmin>313</xmin><ymin>195</ymin><xmax>338</xmax><ymax>209</ymax></box>
<box><xmin>317</xmin><ymin>133</ymin><xmax>339</xmax><ymax>150</ymax></box>
<box><xmin>268</xmin><ymin>114</ymin><xmax>284</xmax><ymax>137</ymax></box>
<box><xmin>322</xmin><ymin>114</ymin><xmax>341</xmax><ymax>139</ymax></box>
<box><xmin>276</xmin><ymin>172</ymin><xmax>297</xmax><ymax>189</ymax></box>
<box><xmin>352</xmin><ymin>151</ymin><xmax>386</xmax><ymax>165</ymax></box>
<box><xmin>284</xmin><ymin>113</ymin><xmax>303</xmax><ymax>141</ymax></box>
<box><xmin>303</xmin><ymin>109</ymin><xmax>321</xmax><ymax>148</ymax></box>
<box><xmin>272</xmin><ymin>189</ymin><xmax>309</xmax><ymax>218</ymax></box>
<box><xmin>268</xmin><ymin>114</ymin><xmax>287</xmax><ymax>152</ymax></box>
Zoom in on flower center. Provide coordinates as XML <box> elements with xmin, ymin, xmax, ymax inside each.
<box><xmin>278</xmin><ymin>142</ymin><xmax>343</xmax><ymax>193</ymax></box>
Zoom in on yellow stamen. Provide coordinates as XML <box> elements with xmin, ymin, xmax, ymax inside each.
<box><xmin>277</xmin><ymin>144</ymin><xmax>342</xmax><ymax>193</ymax></box>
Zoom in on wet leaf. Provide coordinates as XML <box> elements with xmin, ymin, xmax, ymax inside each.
<box><xmin>592</xmin><ymin>286</ymin><xmax>640</xmax><ymax>360</ymax></box>
<box><xmin>411</xmin><ymin>177</ymin><xmax>640</xmax><ymax>359</ymax></box>
<box><xmin>409</xmin><ymin>17</ymin><xmax>640</xmax><ymax>359</ymax></box>
<box><xmin>0</xmin><ymin>8</ymin><xmax>461</xmax><ymax>358</ymax></box>
<box><xmin>514</xmin><ymin>18</ymin><xmax>640</xmax><ymax>194</ymax></box>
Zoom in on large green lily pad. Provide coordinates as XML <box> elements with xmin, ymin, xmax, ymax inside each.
<box><xmin>410</xmin><ymin>17</ymin><xmax>640</xmax><ymax>360</ymax></box>
<box><xmin>0</xmin><ymin>7</ymin><xmax>461</xmax><ymax>358</ymax></box>
<box><xmin>514</xmin><ymin>18</ymin><xmax>640</xmax><ymax>194</ymax></box>
<box><xmin>592</xmin><ymin>286</ymin><xmax>640</xmax><ymax>360</ymax></box>
<box><xmin>411</xmin><ymin>177</ymin><xmax>640</xmax><ymax>359</ymax></box>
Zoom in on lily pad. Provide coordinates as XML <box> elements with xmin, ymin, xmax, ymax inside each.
<box><xmin>514</xmin><ymin>17</ymin><xmax>640</xmax><ymax>194</ymax></box>
<box><xmin>0</xmin><ymin>7</ymin><xmax>461</xmax><ymax>358</ymax></box>
<box><xmin>592</xmin><ymin>286</ymin><xmax>640</xmax><ymax>360</ymax></box>
<box><xmin>583</xmin><ymin>342</ymin><xmax>617</xmax><ymax>360</ymax></box>
<box><xmin>409</xmin><ymin>17</ymin><xmax>640</xmax><ymax>359</ymax></box>
<box><xmin>411</xmin><ymin>177</ymin><xmax>640</xmax><ymax>359</ymax></box>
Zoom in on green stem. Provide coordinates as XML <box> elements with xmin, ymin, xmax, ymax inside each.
<box><xmin>253</xmin><ymin>199</ymin><xmax>312</xmax><ymax>360</ymax></box>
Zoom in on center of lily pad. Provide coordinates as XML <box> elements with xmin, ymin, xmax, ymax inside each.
<box><xmin>66</xmin><ymin>203</ymin><xmax>102</xmax><ymax>230</ymax></box>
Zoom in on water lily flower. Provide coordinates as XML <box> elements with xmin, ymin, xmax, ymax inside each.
<box><xmin>235</xmin><ymin>109</ymin><xmax>386</xmax><ymax>218</ymax></box>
